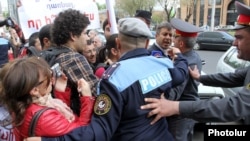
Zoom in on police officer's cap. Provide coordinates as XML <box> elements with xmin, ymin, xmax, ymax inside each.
<box><xmin>170</xmin><ymin>18</ymin><xmax>203</xmax><ymax>37</ymax></box>
<box><xmin>135</xmin><ymin>10</ymin><xmax>152</xmax><ymax>23</ymax></box>
<box><xmin>234</xmin><ymin>1</ymin><xmax>250</xmax><ymax>30</ymax></box>
<box><xmin>118</xmin><ymin>18</ymin><xmax>152</xmax><ymax>38</ymax></box>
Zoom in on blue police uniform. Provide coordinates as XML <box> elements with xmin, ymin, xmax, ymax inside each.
<box><xmin>42</xmin><ymin>47</ymin><xmax>188</xmax><ymax>141</ymax></box>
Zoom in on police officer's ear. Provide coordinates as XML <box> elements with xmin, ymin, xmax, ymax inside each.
<box><xmin>145</xmin><ymin>39</ymin><xmax>149</xmax><ymax>49</ymax></box>
<box><xmin>179</xmin><ymin>39</ymin><xmax>185</xmax><ymax>49</ymax></box>
<box><xmin>115</xmin><ymin>37</ymin><xmax>121</xmax><ymax>51</ymax></box>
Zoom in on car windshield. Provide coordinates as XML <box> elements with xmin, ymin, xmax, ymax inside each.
<box><xmin>223</xmin><ymin>32</ymin><xmax>235</xmax><ymax>40</ymax></box>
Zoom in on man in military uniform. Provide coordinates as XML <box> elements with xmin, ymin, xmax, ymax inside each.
<box><xmin>167</xmin><ymin>18</ymin><xmax>203</xmax><ymax>141</ymax></box>
<box><xmin>31</xmin><ymin>17</ymin><xmax>189</xmax><ymax>141</ymax></box>
<box><xmin>141</xmin><ymin>1</ymin><xmax>250</xmax><ymax>126</ymax></box>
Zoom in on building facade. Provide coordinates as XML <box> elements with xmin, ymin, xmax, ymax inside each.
<box><xmin>179</xmin><ymin>0</ymin><xmax>249</xmax><ymax>27</ymax></box>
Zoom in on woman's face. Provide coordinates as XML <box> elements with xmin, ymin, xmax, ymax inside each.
<box><xmin>9</xmin><ymin>28</ymin><xmax>19</xmax><ymax>38</ymax></box>
<box><xmin>35</xmin><ymin>75</ymin><xmax>52</xmax><ymax>97</ymax></box>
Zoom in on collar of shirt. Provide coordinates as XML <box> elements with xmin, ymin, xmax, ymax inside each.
<box><xmin>154</xmin><ymin>42</ymin><xmax>169</xmax><ymax>56</ymax></box>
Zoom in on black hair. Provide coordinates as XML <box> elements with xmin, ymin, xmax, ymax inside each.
<box><xmin>52</xmin><ymin>9</ymin><xmax>90</xmax><ymax>46</ymax></box>
<box><xmin>96</xmin><ymin>34</ymin><xmax>118</xmax><ymax>64</ymax></box>
<box><xmin>28</xmin><ymin>32</ymin><xmax>39</xmax><ymax>46</ymax></box>
<box><xmin>102</xmin><ymin>17</ymin><xmax>119</xmax><ymax>31</ymax></box>
<box><xmin>39</xmin><ymin>24</ymin><xmax>52</xmax><ymax>48</ymax></box>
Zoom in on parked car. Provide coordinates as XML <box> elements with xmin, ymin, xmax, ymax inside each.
<box><xmin>149</xmin><ymin>39</ymin><xmax>155</xmax><ymax>47</ymax></box>
<box><xmin>215</xmin><ymin>25</ymin><xmax>234</xmax><ymax>31</ymax></box>
<box><xmin>194</xmin><ymin>31</ymin><xmax>235</xmax><ymax>51</ymax></box>
<box><xmin>200</xmin><ymin>25</ymin><xmax>210</xmax><ymax>31</ymax></box>
<box><xmin>197</xmin><ymin>60</ymin><xmax>225</xmax><ymax>99</ymax></box>
<box><xmin>148</xmin><ymin>31</ymin><xmax>156</xmax><ymax>46</ymax></box>
<box><xmin>195</xmin><ymin>71</ymin><xmax>225</xmax><ymax>128</ymax></box>
<box><xmin>150</xmin><ymin>30</ymin><xmax>156</xmax><ymax>38</ymax></box>
<box><xmin>197</xmin><ymin>71</ymin><xmax>225</xmax><ymax>100</ymax></box>
<box><xmin>216</xmin><ymin>46</ymin><xmax>250</xmax><ymax>97</ymax></box>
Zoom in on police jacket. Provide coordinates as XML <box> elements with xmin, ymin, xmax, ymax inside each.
<box><xmin>180</xmin><ymin>66</ymin><xmax>250</xmax><ymax>124</ymax></box>
<box><xmin>42</xmin><ymin>48</ymin><xmax>188</xmax><ymax>141</ymax></box>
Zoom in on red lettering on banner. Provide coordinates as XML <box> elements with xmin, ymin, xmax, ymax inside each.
<box><xmin>45</xmin><ymin>14</ymin><xmax>57</xmax><ymax>24</ymax></box>
<box><xmin>45</xmin><ymin>16</ymin><xmax>52</xmax><ymax>24</ymax></box>
<box><xmin>28</xmin><ymin>19</ymin><xmax>42</xmax><ymax>30</ymax></box>
<box><xmin>27</xmin><ymin>15</ymin><xmax>57</xmax><ymax>29</ymax></box>
<box><xmin>84</xmin><ymin>13</ymin><xmax>94</xmax><ymax>20</ymax></box>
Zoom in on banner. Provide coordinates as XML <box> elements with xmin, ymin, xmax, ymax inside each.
<box><xmin>105</xmin><ymin>0</ymin><xmax>118</xmax><ymax>34</ymax></box>
<box><xmin>17</xmin><ymin>0</ymin><xmax>100</xmax><ymax>39</ymax></box>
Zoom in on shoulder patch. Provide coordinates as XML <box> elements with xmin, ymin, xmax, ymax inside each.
<box><xmin>246</xmin><ymin>83</ymin><xmax>250</xmax><ymax>90</ymax></box>
<box><xmin>151</xmin><ymin>50</ymin><xmax>163</xmax><ymax>57</ymax></box>
<box><xmin>102</xmin><ymin>62</ymin><xmax>120</xmax><ymax>79</ymax></box>
<box><xmin>94</xmin><ymin>94</ymin><xmax>112</xmax><ymax>115</ymax></box>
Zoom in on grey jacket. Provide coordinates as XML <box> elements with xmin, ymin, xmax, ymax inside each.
<box><xmin>180</xmin><ymin>66</ymin><xmax>250</xmax><ymax>124</ymax></box>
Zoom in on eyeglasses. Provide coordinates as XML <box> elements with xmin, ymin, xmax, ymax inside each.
<box><xmin>36</xmin><ymin>78</ymin><xmax>47</xmax><ymax>87</ymax></box>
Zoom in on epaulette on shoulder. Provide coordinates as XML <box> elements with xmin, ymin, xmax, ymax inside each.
<box><xmin>102</xmin><ymin>62</ymin><xmax>120</xmax><ymax>79</ymax></box>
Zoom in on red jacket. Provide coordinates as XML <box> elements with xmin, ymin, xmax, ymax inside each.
<box><xmin>14</xmin><ymin>90</ymin><xmax>95</xmax><ymax>141</ymax></box>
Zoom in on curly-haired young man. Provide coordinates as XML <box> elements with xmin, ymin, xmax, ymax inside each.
<box><xmin>51</xmin><ymin>9</ymin><xmax>99</xmax><ymax>116</ymax></box>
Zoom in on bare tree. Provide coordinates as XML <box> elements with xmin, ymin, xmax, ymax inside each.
<box><xmin>115</xmin><ymin>0</ymin><xmax>156</xmax><ymax>17</ymax></box>
<box><xmin>157</xmin><ymin>0</ymin><xmax>177</xmax><ymax>22</ymax></box>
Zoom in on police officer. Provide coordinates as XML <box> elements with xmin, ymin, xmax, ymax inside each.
<box><xmin>30</xmin><ymin>17</ymin><xmax>189</xmax><ymax>141</ymax></box>
<box><xmin>167</xmin><ymin>18</ymin><xmax>203</xmax><ymax>141</ymax></box>
<box><xmin>141</xmin><ymin>1</ymin><xmax>250</xmax><ymax>126</ymax></box>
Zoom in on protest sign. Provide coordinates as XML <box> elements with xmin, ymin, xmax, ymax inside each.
<box><xmin>18</xmin><ymin>0</ymin><xmax>100</xmax><ymax>38</ymax></box>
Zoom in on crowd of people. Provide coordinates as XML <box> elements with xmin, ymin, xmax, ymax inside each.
<box><xmin>0</xmin><ymin>1</ymin><xmax>250</xmax><ymax>141</ymax></box>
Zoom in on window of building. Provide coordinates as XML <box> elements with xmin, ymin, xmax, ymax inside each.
<box><xmin>199</xmin><ymin>0</ymin><xmax>204</xmax><ymax>26</ymax></box>
<box><xmin>208</xmin><ymin>0</ymin><xmax>221</xmax><ymax>5</ymax></box>
<box><xmin>216</xmin><ymin>0</ymin><xmax>221</xmax><ymax>5</ymax></box>
<box><xmin>207</xmin><ymin>8</ymin><xmax>221</xmax><ymax>26</ymax></box>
